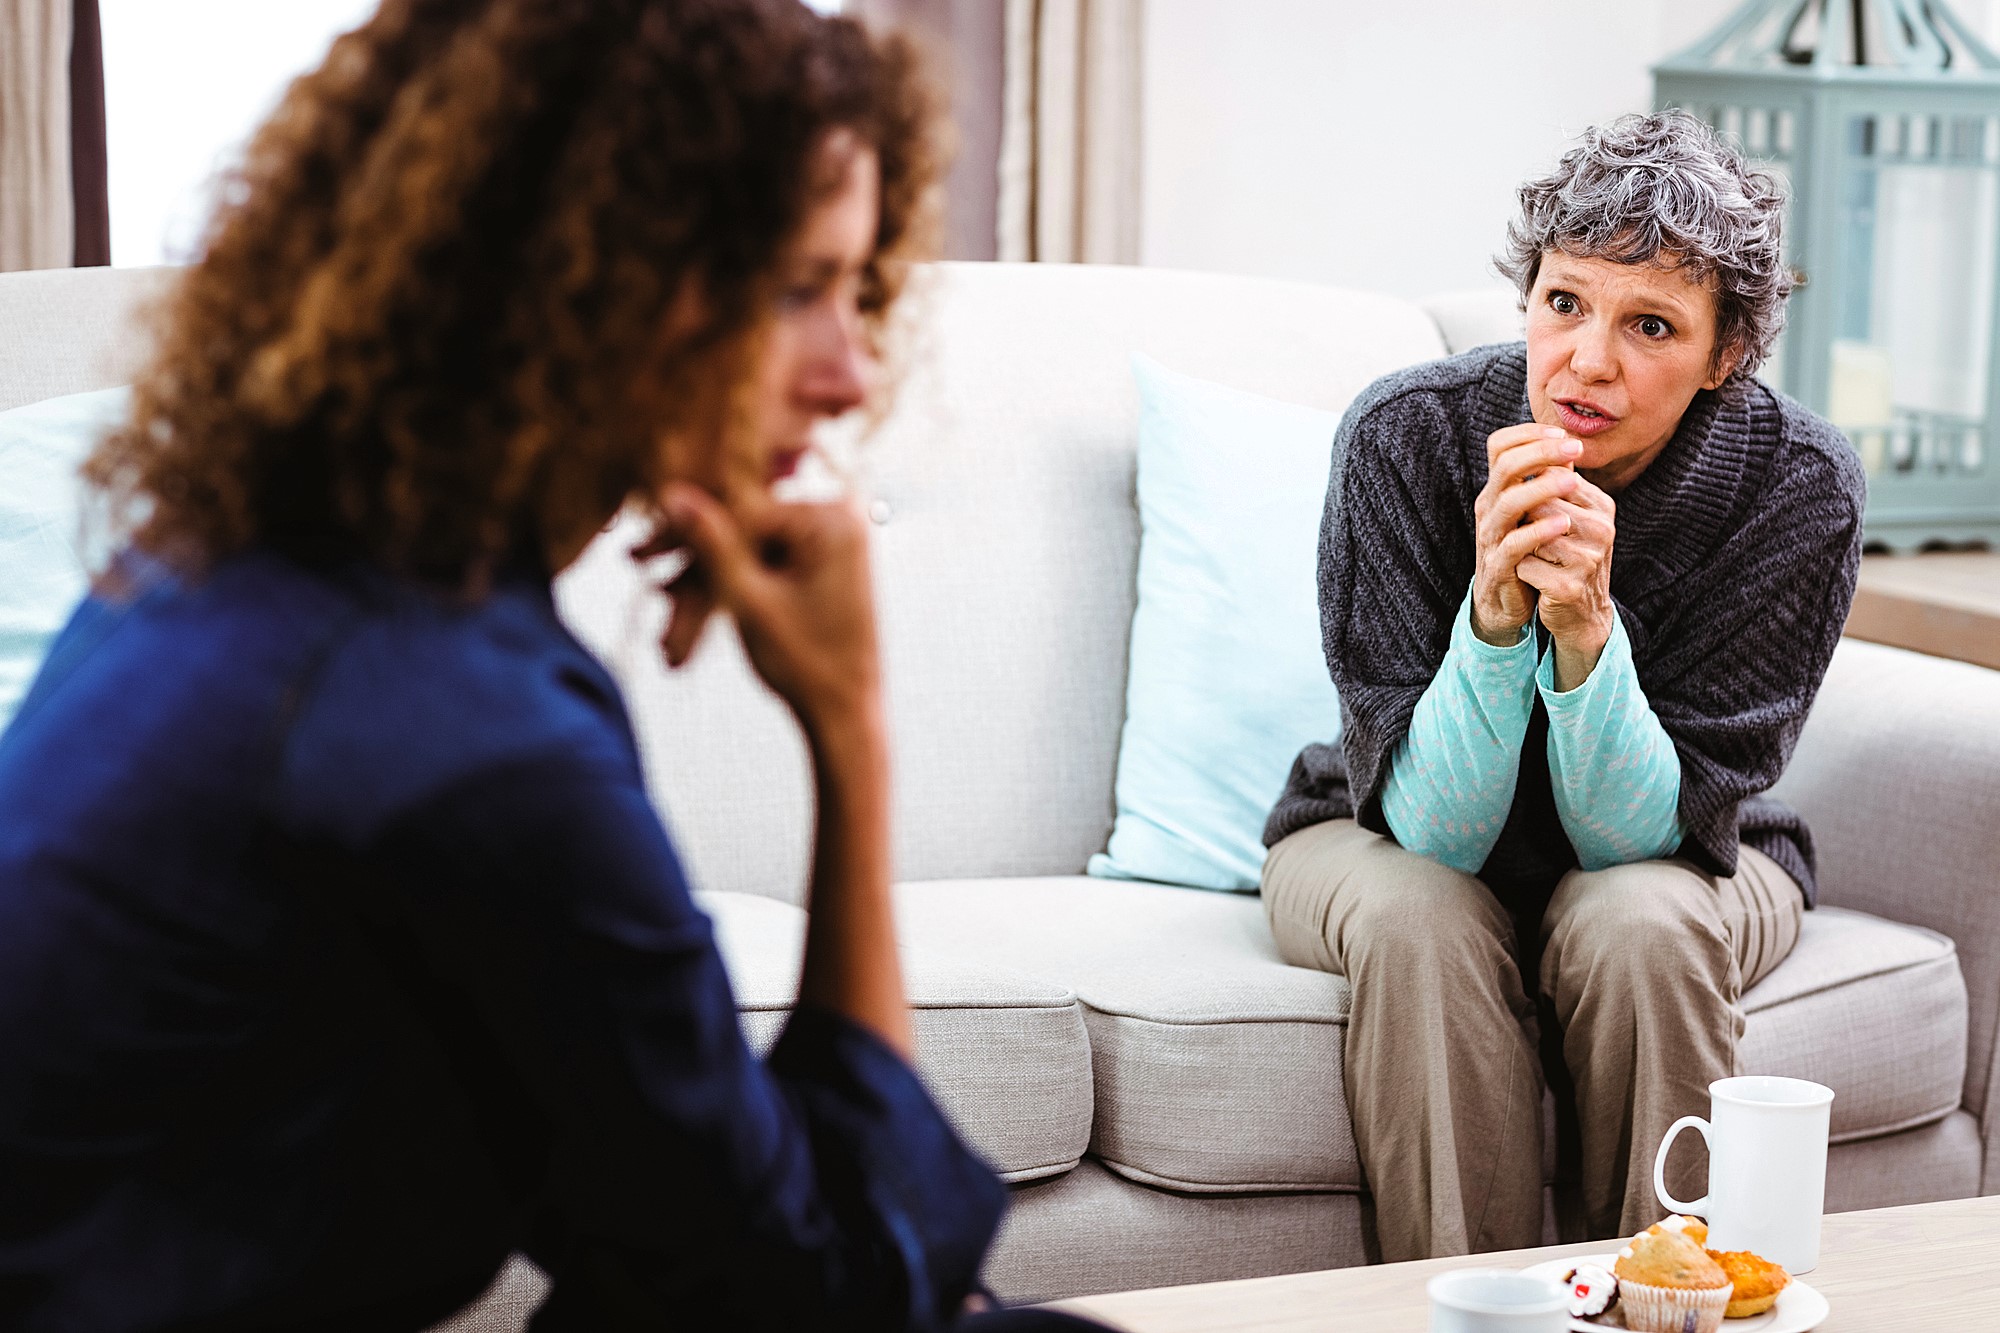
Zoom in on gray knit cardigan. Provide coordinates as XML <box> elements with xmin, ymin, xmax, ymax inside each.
<box><xmin>1264</xmin><ymin>343</ymin><xmax>1866</xmax><ymax>906</ymax></box>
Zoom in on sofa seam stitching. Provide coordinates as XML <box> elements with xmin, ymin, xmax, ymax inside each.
<box><xmin>1078</xmin><ymin>1002</ymin><xmax>1348</xmax><ymax>1028</ymax></box>
<box><xmin>1094</xmin><ymin>1157</ymin><xmax>1364</xmax><ymax>1196</ymax></box>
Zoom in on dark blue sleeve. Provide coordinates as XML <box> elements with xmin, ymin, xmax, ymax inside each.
<box><xmin>370</xmin><ymin>751</ymin><xmax>1007</xmax><ymax>1331</ymax></box>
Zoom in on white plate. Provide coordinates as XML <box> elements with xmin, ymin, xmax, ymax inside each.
<box><xmin>1520</xmin><ymin>1254</ymin><xmax>1829</xmax><ymax>1333</ymax></box>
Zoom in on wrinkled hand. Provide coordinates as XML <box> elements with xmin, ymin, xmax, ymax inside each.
<box><xmin>1472</xmin><ymin>424</ymin><xmax>1583</xmax><ymax>646</ymax></box>
<box><xmin>1516</xmin><ymin>469</ymin><xmax>1617</xmax><ymax>689</ymax></box>
<box><xmin>633</xmin><ymin>483</ymin><xmax>881</xmax><ymax>733</ymax></box>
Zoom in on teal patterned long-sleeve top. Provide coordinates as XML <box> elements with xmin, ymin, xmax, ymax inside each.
<box><xmin>1381</xmin><ymin>585</ymin><xmax>1684</xmax><ymax>876</ymax></box>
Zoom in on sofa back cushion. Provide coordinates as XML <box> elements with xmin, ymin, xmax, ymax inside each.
<box><xmin>0</xmin><ymin>267</ymin><xmax>172</xmax><ymax>413</ymax></box>
<box><xmin>559</xmin><ymin>262</ymin><xmax>1446</xmax><ymax>900</ymax></box>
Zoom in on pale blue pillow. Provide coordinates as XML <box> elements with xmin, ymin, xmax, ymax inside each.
<box><xmin>1088</xmin><ymin>355</ymin><xmax>1343</xmax><ymax>892</ymax></box>
<box><xmin>0</xmin><ymin>387</ymin><xmax>129</xmax><ymax>732</ymax></box>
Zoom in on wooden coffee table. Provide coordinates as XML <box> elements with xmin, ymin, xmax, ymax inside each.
<box><xmin>1050</xmin><ymin>1195</ymin><xmax>2000</xmax><ymax>1331</ymax></box>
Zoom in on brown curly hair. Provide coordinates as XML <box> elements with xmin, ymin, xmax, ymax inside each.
<box><xmin>85</xmin><ymin>0</ymin><xmax>943</xmax><ymax>591</ymax></box>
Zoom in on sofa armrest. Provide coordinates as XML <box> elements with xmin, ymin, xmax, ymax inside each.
<box><xmin>1419</xmin><ymin>287</ymin><xmax>1523</xmax><ymax>357</ymax></box>
<box><xmin>1771</xmin><ymin>638</ymin><xmax>2000</xmax><ymax>1190</ymax></box>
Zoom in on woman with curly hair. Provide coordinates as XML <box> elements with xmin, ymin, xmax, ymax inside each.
<box><xmin>0</xmin><ymin>3</ymin><xmax>1094</xmax><ymax>1329</ymax></box>
<box><xmin>1261</xmin><ymin>111</ymin><xmax>1864</xmax><ymax>1260</ymax></box>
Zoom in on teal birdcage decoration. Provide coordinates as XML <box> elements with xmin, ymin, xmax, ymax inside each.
<box><xmin>1656</xmin><ymin>0</ymin><xmax>2000</xmax><ymax>549</ymax></box>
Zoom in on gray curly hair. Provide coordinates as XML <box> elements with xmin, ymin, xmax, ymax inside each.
<box><xmin>1498</xmin><ymin>109</ymin><xmax>1792</xmax><ymax>385</ymax></box>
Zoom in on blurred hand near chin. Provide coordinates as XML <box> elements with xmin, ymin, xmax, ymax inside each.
<box><xmin>631</xmin><ymin>483</ymin><xmax>882</xmax><ymax>739</ymax></box>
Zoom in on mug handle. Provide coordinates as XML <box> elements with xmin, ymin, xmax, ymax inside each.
<box><xmin>1654</xmin><ymin>1115</ymin><xmax>1712</xmax><ymax>1216</ymax></box>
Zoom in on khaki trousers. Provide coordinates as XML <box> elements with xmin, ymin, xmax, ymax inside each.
<box><xmin>1262</xmin><ymin>818</ymin><xmax>1802</xmax><ymax>1262</ymax></box>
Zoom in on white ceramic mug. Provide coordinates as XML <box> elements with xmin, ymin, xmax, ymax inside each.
<box><xmin>1427</xmin><ymin>1269</ymin><xmax>1568</xmax><ymax>1333</ymax></box>
<box><xmin>1653</xmin><ymin>1074</ymin><xmax>1834</xmax><ymax>1273</ymax></box>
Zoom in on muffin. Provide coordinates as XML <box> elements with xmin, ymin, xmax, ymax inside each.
<box><xmin>1710</xmin><ymin>1250</ymin><xmax>1789</xmax><ymax>1318</ymax></box>
<box><xmin>1613</xmin><ymin>1229</ymin><xmax>1731</xmax><ymax>1333</ymax></box>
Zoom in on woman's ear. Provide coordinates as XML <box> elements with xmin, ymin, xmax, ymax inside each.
<box><xmin>1702</xmin><ymin>340</ymin><xmax>1744</xmax><ymax>391</ymax></box>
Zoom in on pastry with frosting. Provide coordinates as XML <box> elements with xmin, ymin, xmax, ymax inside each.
<box><xmin>1646</xmin><ymin>1214</ymin><xmax>1709</xmax><ymax>1247</ymax></box>
<box><xmin>1612</xmin><ymin>1228</ymin><xmax>1731</xmax><ymax>1333</ymax></box>
<box><xmin>1559</xmin><ymin>1262</ymin><xmax>1618</xmax><ymax>1319</ymax></box>
<box><xmin>1709</xmin><ymin>1249</ymin><xmax>1789</xmax><ymax>1318</ymax></box>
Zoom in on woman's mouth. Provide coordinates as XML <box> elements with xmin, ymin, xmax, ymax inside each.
<box><xmin>768</xmin><ymin>448</ymin><xmax>809</xmax><ymax>482</ymax></box>
<box><xmin>1554</xmin><ymin>398</ymin><xmax>1619</xmax><ymax>437</ymax></box>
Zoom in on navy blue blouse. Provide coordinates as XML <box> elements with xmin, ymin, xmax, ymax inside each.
<box><xmin>0</xmin><ymin>552</ymin><xmax>1006</xmax><ymax>1331</ymax></box>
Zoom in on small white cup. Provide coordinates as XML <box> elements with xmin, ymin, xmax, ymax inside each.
<box><xmin>1654</xmin><ymin>1074</ymin><xmax>1834</xmax><ymax>1273</ymax></box>
<box><xmin>1427</xmin><ymin>1269</ymin><xmax>1569</xmax><ymax>1333</ymax></box>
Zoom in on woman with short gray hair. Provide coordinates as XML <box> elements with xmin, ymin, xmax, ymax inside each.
<box><xmin>1262</xmin><ymin>110</ymin><xmax>1864</xmax><ymax>1259</ymax></box>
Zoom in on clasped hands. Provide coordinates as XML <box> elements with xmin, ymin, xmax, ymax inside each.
<box><xmin>1471</xmin><ymin>423</ymin><xmax>1617</xmax><ymax>693</ymax></box>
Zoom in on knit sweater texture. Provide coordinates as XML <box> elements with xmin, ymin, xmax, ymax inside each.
<box><xmin>1264</xmin><ymin>342</ymin><xmax>1866</xmax><ymax>906</ymax></box>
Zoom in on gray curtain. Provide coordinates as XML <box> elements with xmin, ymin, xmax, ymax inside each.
<box><xmin>1</xmin><ymin>0</ymin><xmax>76</xmax><ymax>272</ymax></box>
<box><xmin>851</xmin><ymin>0</ymin><xmax>1008</xmax><ymax>262</ymax></box>
<box><xmin>71</xmin><ymin>0</ymin><xmax>108</xmax><ymax>266</ymax></box>
<box><xmin>997</xmin><ymin>0</ymin><xmax>1143</xmax><ymax>264</ymax></box>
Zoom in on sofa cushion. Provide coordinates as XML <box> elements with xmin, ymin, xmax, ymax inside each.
<box><xmin>986</xmin><ymin>1158</ymin><xmax>1367</xmax><ymax>1307</ymax></box>
<box><xmin>1740</xmin><ymin>906</ymin><xmax>1965</xmax><ymax>1142</ymax></box>
<box><xmin>696</xmin><ymin>891</ymin><xmax>1093</xmax><ymax>1184</ymax></box>
<box><xmin>895</xmin><ymin>877</ymin><xmax>1357</xmax><ymax>1193</ymax></box>
<box><xmin>895</xmin><ymin>877</ymin><xmax>1968</xmax><ymax>1196</ymax></box>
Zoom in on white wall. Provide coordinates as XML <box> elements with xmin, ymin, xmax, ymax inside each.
<box><xmin>1140</xmin><ymin>0</ymin><xmax>2000</xmax><ymax>300</ymax></box>
<box><xmin>103</xmin><ymin>0</ymin><xmax>380</xmax><ymax>267</ymax></box>
<box><xmin>1140</xmin><ymin>0</ymin><xmax>1756</xmax><ymax>298</ymax></box>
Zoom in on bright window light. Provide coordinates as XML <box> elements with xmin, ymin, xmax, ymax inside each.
<box><xmin>102</xmin><ymin>0</ymin><xmax>849</xmax><ymax>267</ymax></box>
<box><xmin>102</xmin><ymin>0</ymin><xmax>379</xmax><ymax>267</ymax></box>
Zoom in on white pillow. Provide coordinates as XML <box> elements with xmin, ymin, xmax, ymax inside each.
<box><xmin>0</xmin><ymin>387</ymin><xmax>129</xmax><ymax>732</ymax></box>
<box><xmin>1088</xmin><ymin>354</ymin><xmax>1342</xmax><ymax>891</ymax></box>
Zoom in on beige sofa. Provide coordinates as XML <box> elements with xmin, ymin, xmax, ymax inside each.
<box><xmin>5</xmin><ymin>262</ymin><xmax>1998</xmax><ymax>1320</ymax></box>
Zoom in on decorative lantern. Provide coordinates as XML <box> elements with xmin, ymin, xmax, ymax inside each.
<box><xmin>1656</xmin><ymin>0</ymin><xmax>2000</xmax><ymax>549</ymax></box>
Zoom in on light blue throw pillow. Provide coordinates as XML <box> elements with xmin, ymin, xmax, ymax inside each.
<box><xmin>0</xmin><ymin>387</ymin><xmax>129</xmax><ymax>732</ymax></box>
<box><xmin>1088</xmin><ymin>355</ymin><xmax>1343</xmax><ymax>892</ymax></box>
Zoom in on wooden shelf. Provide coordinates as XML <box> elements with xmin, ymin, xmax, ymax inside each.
<box><xmin>1845</xmin><ymin>551</ymin><xmax>2000</xmax><ymax>671</ymax></box>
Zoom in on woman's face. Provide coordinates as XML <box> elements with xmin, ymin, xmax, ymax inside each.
<box><xmin>735</xmin><ymin>134</ymin><xmax>880</xmax><ymax>497</ymax></box>
<box><xmin>1524</xmin><ymin>251</ymin><xmax>1738</xmax><ymax>491</ymax></box>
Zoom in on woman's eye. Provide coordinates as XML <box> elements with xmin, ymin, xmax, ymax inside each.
<box><xmin>1637</xmin><ymin>315</ymin><xmax>1672</xmax><ymax>338</ymax></box>
<box><xmin>1549</xmin><ymin>292</ymin><xmax>1579</xmax><ymax>316</ymax></box>
<box><xmin>777</xmin><ymin>284</ymin><xmax>822</xmax><ymax>312</ymax></box>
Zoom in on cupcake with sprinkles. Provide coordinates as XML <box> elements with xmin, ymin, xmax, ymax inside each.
<box><xmin>1611</xmin><ymin>1227</ymin><xmax>1731</xmax><ymax>1333</ymax></box>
